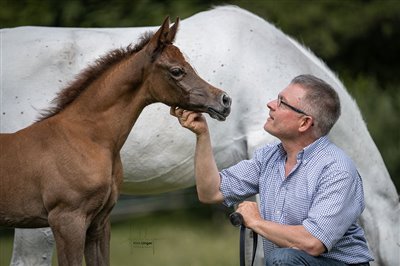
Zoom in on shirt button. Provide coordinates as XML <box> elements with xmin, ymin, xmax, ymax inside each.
<box><xmin>276</xmin><ymin>211</ymin><xmax>281</xmax><ymax>215</ymax></box>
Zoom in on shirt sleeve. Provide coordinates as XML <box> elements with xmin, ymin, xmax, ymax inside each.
<box><xmin>219</xmin><ymin>147</ymin><xmax>265</xmax><ymax>207</ymax></box>
<box><xmin>302</xmin><ymin>169</ymin><xmax>365</xmax><ymax>251</ymax></box>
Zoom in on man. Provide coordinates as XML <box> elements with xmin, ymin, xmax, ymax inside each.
<box><xmin>171</xmin><ymin>74</ymin><xmax>373</xmax><ymax>265</ymax></box>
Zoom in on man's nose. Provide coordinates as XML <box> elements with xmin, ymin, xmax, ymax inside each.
<box><xmin>267</xmin><ymin>99</ymin><xmax>276</xmax><ymax>110</ymax></box>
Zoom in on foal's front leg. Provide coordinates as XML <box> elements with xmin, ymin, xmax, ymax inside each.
<box><xmin>84</xmin><ymin>218</ymin><xmax>111</xmax><ymax>266</ymax></box>
<box><xmin>48</xmin><ymin>210</ymin><xmax>87</xmax><ymax>266</ymax></box>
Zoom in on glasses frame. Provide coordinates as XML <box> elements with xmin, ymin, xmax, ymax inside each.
<box><xmin>277</xmin><ymin>96</ymin><xmax>309</xmax><ymax>116</ymax></box>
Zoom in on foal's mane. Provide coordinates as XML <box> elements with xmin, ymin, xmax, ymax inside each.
<box><xmin>37</xmin><ymin>31</ymin><xmax>154</xmax><ymax>122</ymax></box>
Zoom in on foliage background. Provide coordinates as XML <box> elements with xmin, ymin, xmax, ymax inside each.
<box><xmin>2</xmin><ymin>0</ymin><xmax>398</xmax><ymax>192</ymax></box>
<box><xmin>1</xmin><ymin>0</ymin><xmax>399</xmax><ymax>265</ymax></box>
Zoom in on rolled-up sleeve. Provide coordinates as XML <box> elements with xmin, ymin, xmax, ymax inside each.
<box><xmin>220</xmin><ymin>147</ymin><xmax>266</xmax><ymax>207</ymax></box>
<box><xmin>303</xmin><ymin>170</ymin><xmax>365</xmax><ymax>251</ymax></box>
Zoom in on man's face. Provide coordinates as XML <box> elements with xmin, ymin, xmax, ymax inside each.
<box><xmin>264</xmin><ymin>83</ymin><xmax>307</xmax><ymax>140</ymax></box>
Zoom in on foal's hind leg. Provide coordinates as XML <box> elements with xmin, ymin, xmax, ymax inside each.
<box><xmin>84</xmin><ymin>218</ymin><xmax>111</xmax><ymax>266</ymax></box>
<box><xmin>48</xmin><ymin>211</ymin><xmax>87</xmax><ymax>266</ymax></box>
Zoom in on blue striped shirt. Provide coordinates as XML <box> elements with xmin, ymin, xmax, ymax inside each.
<box><xmin>220</xmin><ymin>136</ymin><xmax>374</xmax><ymax>263</ymax></box>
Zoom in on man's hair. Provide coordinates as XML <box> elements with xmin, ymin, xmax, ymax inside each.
<box><xmin>291</xmin><ymin>74</ymin><xmax>341</xmax><ymax>137</ymax></box>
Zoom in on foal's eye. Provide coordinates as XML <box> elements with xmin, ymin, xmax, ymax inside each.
<box><xmin>170</xmin><ymin>67</ymin><xmax>185</xmax><ymax>78</ymax></box>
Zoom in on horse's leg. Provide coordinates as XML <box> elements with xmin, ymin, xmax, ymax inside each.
<box><xmin>84</xmin><ymin>218</ymin><xmax>111</xmax><ymax>266</ymax></box>
<box><xmin>84</xmin><ymin>190</ymin><xmax>118</xmax><ymax>266</ymax></box>
<box><xmin>10</xmin><ymin>228</ymin><xmax>55</xmax><ymax>266</ymax></box>
<box><xmin>84</xmin><ymin>157</ymin><xmax>121</xmax><ymax>266</ymax></box>
<box><xmin>48</xmin><ymin>211</ymin><xmax>87</xmax><ymax>266</ymax></box>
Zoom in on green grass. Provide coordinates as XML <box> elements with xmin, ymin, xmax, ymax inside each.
<box><xmin>0</xmin><ymin>228</ymin><xmax>13</xmax><ymax>266</ymax></box>
<box><xmin>0</xmin><ymin>207</ymin><xmax>239</xmax><ymax>265</ymax></box>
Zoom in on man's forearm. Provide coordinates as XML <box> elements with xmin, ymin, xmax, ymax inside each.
<box><xmin>237</xmin><ymin>201</ymin><xmax>326</xmax><ymax>256</ymax></box>
<box><xmin>250</xmin><ymin>219</ymin><xmax>326</xmax><ymax>256</ymax></box>
<box><xmin>194</xmin><ymin>132</ymin><xmax>224</xmax><ymax>204</ymax></box>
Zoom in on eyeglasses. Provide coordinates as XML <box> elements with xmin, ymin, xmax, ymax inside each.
<box><xmin>277</xmin><ymin>96</ymin><xmax>309</xmax><ymax>116</ymax></box>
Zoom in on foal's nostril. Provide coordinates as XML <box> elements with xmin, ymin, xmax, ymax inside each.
<box><xmin>221</xmin><ymin>93</ymin><xmax>232</xmax><ymax>108</ymax></box>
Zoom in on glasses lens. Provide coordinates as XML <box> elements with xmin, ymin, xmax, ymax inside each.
<box><xmin>277</xmin><ymin>95</ymin><xmax>308</xmax><ymax>116</ymax></box>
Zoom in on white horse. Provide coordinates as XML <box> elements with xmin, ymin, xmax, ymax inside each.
<box><xmin>1</xmin><ymin>6</ymin><xmax>398</xmax><ymax>266</ymax></box>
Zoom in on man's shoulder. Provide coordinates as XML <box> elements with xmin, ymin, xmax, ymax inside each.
<box><xmin>307</xmin><ymin>137</ymin><xmax>358</xmax><ymax>172</ymax></box>
<box><xmin>325</xmin><ymin>140</ymin><xmax>355</xmax><ymax>165</ymax></box>
<box><xmin>315</xmin><ymin>136</ymin><xmax>353</xmax><ymax>159</ymax></box>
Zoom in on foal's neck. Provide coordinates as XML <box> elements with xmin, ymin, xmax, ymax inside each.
<box><xmin>60</xmin><ymin>54</ymin><xmax>151</xmax><ymax>151</ymax></box>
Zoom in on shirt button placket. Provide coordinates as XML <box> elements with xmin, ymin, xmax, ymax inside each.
<box><xmin>274</xmin><ymin>181</ymin><xmax>287</xmax><ymax>223</ymax></box>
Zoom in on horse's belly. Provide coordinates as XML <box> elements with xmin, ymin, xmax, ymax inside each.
<box><xmin>120</xmin><ymin>127</ymin><xmax>248</xmax><ymax>194</ymax></box>
<box><xmin>0</xmin><ymin>184</ymin><xmax>48</xmax><ymax>228</ymax></box>
<box><xmin>0</xmin><ymin>213</ymin><xmax>49</xmax><ymax>228</ymax></box>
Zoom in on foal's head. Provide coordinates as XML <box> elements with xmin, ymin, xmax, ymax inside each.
<box><xmin>38</xmin><ymin>17</ymin><xmax>231</xmax><ymax>122</ymax></box>
<box><xmin>139</xmin><ymin>17</ymin><xmax>231</xmax><ymax>121</ymax></box>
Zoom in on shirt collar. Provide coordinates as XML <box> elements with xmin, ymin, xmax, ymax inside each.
<box><xmin>276</xmin><ymin>135</ymin><xmax>330</xmax><ymax>164</ymax></box>
<box><xmin>302</xmin><ymin>136</ymin><xmax>330</xmax><ymax>164</ymax></box>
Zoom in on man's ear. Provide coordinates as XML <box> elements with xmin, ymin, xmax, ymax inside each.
<box><xmin>299</xmin><ymin>116</ymin><xmax>314</xmax><ymax>133</ymax></box>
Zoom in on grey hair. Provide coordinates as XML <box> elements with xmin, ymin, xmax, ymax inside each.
<box><xmin>291</xmin><ymin>74</ymin><xmax>341</xmax><ymax>137</ymax></box>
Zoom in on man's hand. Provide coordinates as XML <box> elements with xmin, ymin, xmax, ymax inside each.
<box><xmin>236</xmin><ymin>201</ymin><xmax>263</xmax><ymax>229</ymax></box>
<box><xmin>170</xmin><ymin>106</ymin><xmax>209</xmax><ymax>135</ymax></box>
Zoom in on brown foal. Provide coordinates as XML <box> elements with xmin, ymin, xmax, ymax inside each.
<box><xmin>0</xmin><ymin>17</ymin><xmax>231</xmax><ymax>265</ymax></box>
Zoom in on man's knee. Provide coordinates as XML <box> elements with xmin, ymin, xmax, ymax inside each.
<box><xmin>265</xmin><ymin>248</ymin><xmax>312</xmax><ymax>266</ymax></box>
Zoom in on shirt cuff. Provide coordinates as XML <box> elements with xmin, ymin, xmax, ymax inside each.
<box><xmin>303</xmin><ymin>219</ymin><xmax>333</xmax><ymax>251</ymax></box>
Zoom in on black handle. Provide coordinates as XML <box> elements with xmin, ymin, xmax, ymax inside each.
<box><xmin>229</xmin><ymin>212</ymin><xmax>258</xmax><ymax>266</ymax></box>
<box><xmin>229</xmin><ymin>212</ymin><xmax>244</xmax><ymax>227</ymax></box>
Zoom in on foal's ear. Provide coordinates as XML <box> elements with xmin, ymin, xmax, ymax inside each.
<box><xmin>167</xmin><ymin>17</ymin><xmax>179</xmax><ymax>43</ymax></box>
<box><xmin>146</xmin><ymin>16</ymin><xmax>179</xmax><ymax>59</ymax></box>
<box><xmin>146</xmin><ymin>16</ymin><xmax>170</xmax><ymax>56</ymax></box>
